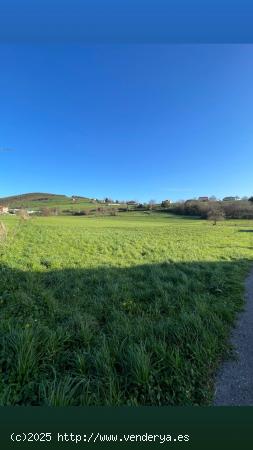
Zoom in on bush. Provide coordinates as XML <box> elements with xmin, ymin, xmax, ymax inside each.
<box><xmin>161</xmin><ymin>200</ymin><xmax>171</xmax><ymax>208</ymax></box>
<box><xmin>41</xmin><ymin>208</ymin><xmax>59</xmax><ymax>217</ymax></box>
<box><xmin>169</xmin><ymin>200</ymin><xmax>253</xmax><ymax>220</ymax></box>
<box><xmin>96</xmin><ymin>207</ymin><xmax>105</xmax><ymax>214</ymax></box>
<box><xmin>17</xmin><ymin>209</ymin><xmax>29</xmax><ymax>220</ymax></box>
<box><xmin>72</xmin><ymin>210</ymin><xmax>89</xmax><ymax>216</ymax></box>
<box><xmin>222</xmin><ymin>201</ymin><xmax>253</xmax><ymax>219</ymax></box>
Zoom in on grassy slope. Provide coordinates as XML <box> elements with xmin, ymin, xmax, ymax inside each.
<box><xmin>0</xmin><ymin>213</ymin><xmax>253</xmax><ymax>405</ymax></box>
<box><xmin>0</xmin><ymin>192</ymin><xmax>96</xmax><ymax>211</ymax></box>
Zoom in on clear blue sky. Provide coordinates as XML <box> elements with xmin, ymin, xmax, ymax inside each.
<box><xmin>1</xmin><ymin>44</ymin><xmax>253</xmax><ymax>202</ymax></box>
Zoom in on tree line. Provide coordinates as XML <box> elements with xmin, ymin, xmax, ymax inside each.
<box><xmin>167</xmin><ymin>198</ymin><xmax>253</xmax><ymax>222</ymax></box>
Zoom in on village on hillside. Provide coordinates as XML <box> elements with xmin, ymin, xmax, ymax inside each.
<box><xmin>0</xmin><ymin>194</ymin><xmax>249</xmax><ymax>216</ymax></box>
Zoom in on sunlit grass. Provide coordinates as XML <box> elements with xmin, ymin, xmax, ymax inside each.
<box><xmin>0</xmin><ymin>213</ymin><xmax>252</xmax><ymax>405</ymax></box>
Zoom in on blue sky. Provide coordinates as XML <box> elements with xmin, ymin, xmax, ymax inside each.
<box><xmin>1</xmin><ymin>44</ymin><xmax>253</xmax><ymax>202</ymax></box>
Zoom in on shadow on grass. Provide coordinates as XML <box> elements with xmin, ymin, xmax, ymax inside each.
<box><xmin>238</xmin><ymin>229</ymin><xmax>253</xmax><ymax>233</ymax></box>
<box><xmin>152</xmin><ymin>210</ymin><xmax>202</xmax><ymax>220</ymax></box>
<box><xmin>0</xmin><ymin>259</ymin><xmax>252</xmax><ymax>406</ymax></box>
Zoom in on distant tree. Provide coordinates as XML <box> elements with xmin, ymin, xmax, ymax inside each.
<box><xmin>148</xmin><ymin>199</ymin><xmax>156</xmax><ymax>210</ymax></box>
<box><xmin>41</xmin><ymin>207</ymin><xmax>50</xmax><ymax>216</ymax></box>
<box><xmin>161</xmin><ymin>200</ymin><xmax>171</xmax><ymax>208</ymax></box>
<box><xmin>41</xmin><ymin>207</ymin><xmax>59</xmax><ymax>216</ymax></box>
<box><xmin>209</xmin><ymin>195</ymin><xmax>217</xmax><ymax>201</ymax></box>
<box><xmin>96</xmin><ymin>207</ymin><xmax>105</xmax><ymax>215</ymax></box>
<box><xmin>17</xmin><ymin>208</ymin><xmax>29</xmax><ymax>220</ymax></box>
<box><xmin>207</xmin><ymin>205</ymin><xmax>225</xmax><ymax>225</ymax></box>
<box><xmin>52</xmin><ymin>207</ymin><xmax>59</xmax><ymax>216</ymax></box>
<box><xmin>248</xmin><ymin>196</ymin><xmax>253</xmax><ymax>203</ymax></box>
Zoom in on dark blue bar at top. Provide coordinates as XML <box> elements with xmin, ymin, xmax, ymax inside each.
<box><xmin>0</xmin><ymin>0</ymin><xmax>253</xmax><ymax>43</ymax></box>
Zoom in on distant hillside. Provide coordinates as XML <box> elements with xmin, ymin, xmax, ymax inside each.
<box><xmin>0</xmin><ymin>193</ymin><xmax>67</xmax><ymax>203</ymax></box>
<box><xmin>0</xmin><ymin>192</ymin><xmax>94</xmax><ymax>210</ymax></box>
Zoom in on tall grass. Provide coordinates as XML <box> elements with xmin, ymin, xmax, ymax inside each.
<box><xmin>0</xmin><ymin>213</ymin><xmax>252</xmax><ymax>405</ymax></box>
<box><xmin>0</xmin><ymin>222</ymin><xmax>7</xmax><ymax>244</ymax></box>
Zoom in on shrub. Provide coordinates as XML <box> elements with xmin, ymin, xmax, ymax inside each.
<box><xmin>41</xmin><ymin>208</ymin><xmax>51</xmax><ymax>216</ymax></box>
<box><xmin>170</xmin><ymin>200</ymin><xmax>253</xmax><ymax>220</ymax></box>
<box><xmin>222</xmin><ymin>201</ymin><xmax>253</xmax><ymax>219</ymax></box>
<box><xmin>41</xmin><ymin>208</ymin><xmax>59</xmax><ymax>216</ymax></box>
<box><xmin>17</xmin><ymin>209</ymin><xmax>29</xmax><ymax>220</ymax></box>
<box><xmin>161</xmin><ymin>200</ymin><xmax>171</xmax><ymax>208</ymax></box>
<box><xmin>72</xmin><ymin>210</ymin><xmax>89</xmax><ymax>216</ymax></box>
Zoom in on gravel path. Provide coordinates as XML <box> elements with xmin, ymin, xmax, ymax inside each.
<box><xmin>214</xmin><ymin>268</ymin><xmax>253</xmax><ymax>405</ymax></box>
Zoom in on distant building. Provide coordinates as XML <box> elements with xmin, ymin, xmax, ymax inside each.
<box><xmin>127</xmin><ymin>201</ymin><xmax>138</xmax><ymax>205</ymax></box>
<box><xmin>0</xmin><ymin>206</ymin><xmax>8</xmax><ymax>214</ymax></box>
<box><xmin>198</xmin><ymin>197</ymin><xmax>209</xmax><ymax>202</ymax></box>
<box><xmin>222</xmin><ymin>196</ymin><xmax>240</xmax><ymax>202</ymax></box>
<box><xmin>27</xmin><ymin>210</ymin><xmax>40</xmax><ymax>215</ymax></box>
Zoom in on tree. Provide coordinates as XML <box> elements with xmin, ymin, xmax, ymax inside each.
<box><xmin>17</xmin><ymin>208</ymin><xmax>29</xmax><ymax>220</ymax></box>
<box><xmin>161</xmin><ymin>200</ymin><xmax>171</xmax><ymax>208</ymax></box>
<box><xmin>207</xmin><ymin>204</ymin><xmax>225</xmax><ymax>225</ymax></box>
<box><xmin>148</xmin><ymin>199</ymin><xmax>156</xmax><ymax>210</ymax></box>
<box><xmin>41</xmin><ymin>207</ymin><xmax>51</xmax><ymax>216</ymax></box>
<box><xmin>248</xmin><ymin>196</ymin><xmax>253</xmax><ymax>203</ymax></box>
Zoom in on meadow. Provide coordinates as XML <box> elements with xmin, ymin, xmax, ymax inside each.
<box><xmin>0</xmin><ymin>212</ymin><xmax>252</xmax><ymax>405</ymax></box>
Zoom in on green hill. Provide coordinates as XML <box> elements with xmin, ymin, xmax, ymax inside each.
<box><xmin>0</xmin><ymin>192</ymin><xmax>95</xmax><ymax>211</ymax></box>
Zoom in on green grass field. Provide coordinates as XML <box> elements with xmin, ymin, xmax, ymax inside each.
<box><xmin>0</xmin><ymin>213</ymin><xmax>252</xmax><ymax>405</ymax></box>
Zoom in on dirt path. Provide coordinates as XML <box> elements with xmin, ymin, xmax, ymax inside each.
<box><xmin>214</xmin><ymin>268</ymin><xmax>253</xmax><ymax>405</ymax></box>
